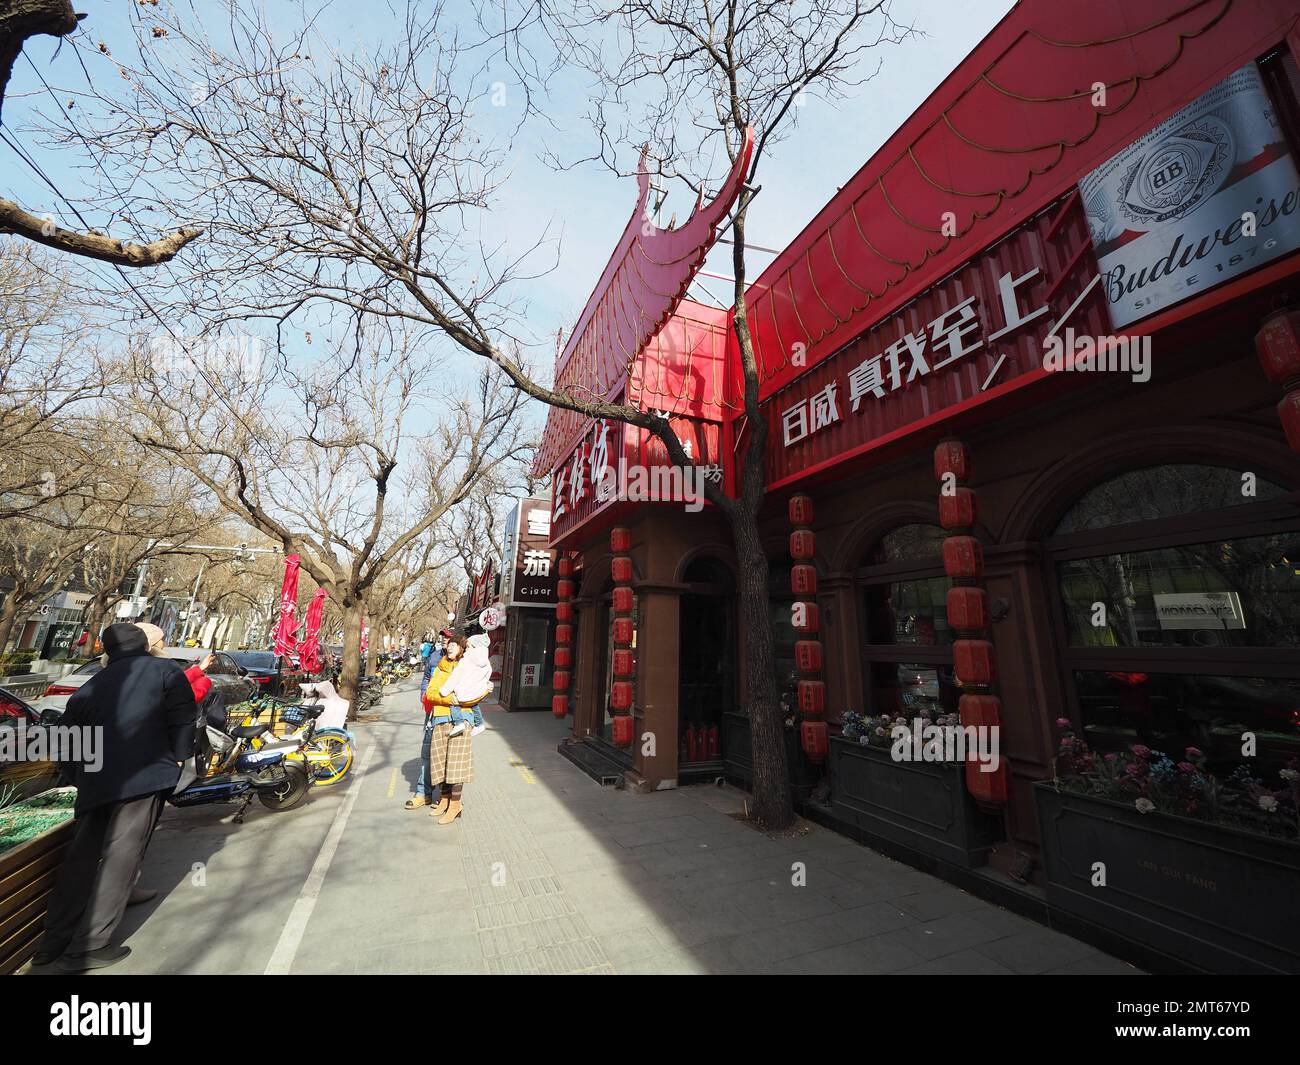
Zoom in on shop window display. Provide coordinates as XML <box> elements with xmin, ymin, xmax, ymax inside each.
<box><xmin>856</xmin><ymin>524</ymin><xmax>953</xmax><ymax>719</ymax></box>
<box><xmin>1050</xmin><ymin>463</ymin><xmax>1300</xmax><ymax>778</ymax></box>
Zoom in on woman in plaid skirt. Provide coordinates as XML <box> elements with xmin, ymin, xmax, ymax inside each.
<box><xmin>424</xmin><ymin>635</ymin><xmax>485</xmax><ymax>824</ymax></box>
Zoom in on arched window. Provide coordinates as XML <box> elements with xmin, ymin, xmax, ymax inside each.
<box><xmin>856</xmin><ymin>523</ymin><xmax>957</xmax><ymax>721</ymax></box>
<box><xmin>1048</xmin><ymin>462</ymin><xmax>1300</xmax><ymax>776</ymax></box>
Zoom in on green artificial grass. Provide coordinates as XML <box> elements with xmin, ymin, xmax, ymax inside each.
<box><xmin>0</xmin><ymin>788</ymin><xmax>76</xmax><ymax>855</ymax></box>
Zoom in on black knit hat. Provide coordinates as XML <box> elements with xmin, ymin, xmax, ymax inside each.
<box><xmin>102</xmin><ymin>622</ymin><xmax>149</xmax><ymax>658</ymax></box>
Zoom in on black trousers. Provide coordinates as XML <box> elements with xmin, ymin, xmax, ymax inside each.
<box><xmin>39</xmin><ymin>790</ymin><xmax>167</xmax><ymax>955</ymax></box>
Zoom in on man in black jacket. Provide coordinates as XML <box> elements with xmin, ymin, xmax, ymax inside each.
<box><xmin>33</xmin><ymin>622</ymin><xmax>197</xmax><ymax>972</ymax></box>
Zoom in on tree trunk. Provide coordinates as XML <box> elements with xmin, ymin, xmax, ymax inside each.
<box><xmin>365</xmin><ymin>623</ymin><xmax>378</xmax><ymax>676</ymax></box>
<box><xmin>339</xmin><ymin>598</ymin><xmax>363</xmax><ymax>718</ymax></box>
<box><xmin>0</xmin><ymin>594</ymin><xmax>22</xmax><ymax>659</ymax></box>
<box><xmin>727</xmin><ymin>502</ymin><xmax>793</xmax><ymax>829</ymax></box>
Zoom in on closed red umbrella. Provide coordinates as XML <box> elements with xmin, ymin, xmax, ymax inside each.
<box><xmin>272</xmin><ymin>554</ymin><xmax>301</xmax><ymax>658</ymax></box>
<box><xmin>298</xmin><ymin>587</ymin><xmax>328</xmax><ymax>674</ymax></box>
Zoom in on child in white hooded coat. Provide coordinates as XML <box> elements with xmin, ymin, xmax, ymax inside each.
<box><xmin>440</xmin><ymin>633</ymin><xmax>493</xmax><ymax>736</ymax></box>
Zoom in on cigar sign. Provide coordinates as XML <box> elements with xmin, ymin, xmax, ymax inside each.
<box><xmin>1081</xmin><ymin>63</ymin><xmax>1300</xmax><ymax>328</ymax></box>
<box><xmin>502</xmin><ymin>496</ymin><xmax>558</xmax><ymax>607</ymax></box>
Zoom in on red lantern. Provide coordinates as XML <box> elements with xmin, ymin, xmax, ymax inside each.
<box><xmin>555</xmin><ymin>624</ymin><xmax>573</xmax><ymax>645</ymax></box>
<box><xmin>557</xmin><ymin>557</ymin><xmax>574</xmax><ymax>579</ymax></box>
<box><xmin>788</xmin><ymin>494</ymin><xmax>815</xmax><ymax>526</ymax></box>
<box><xmin>946</xmin><ymin>586</ymin><xmax>988</xmax><ymax>632</ymax></box>
<box><xmin>555</xmin><ymin>602</ymin><xmax>574</xmax><ymax>623</ymax></box>
<box><xmin>958</xmin><ymin>692</ymin><xmax>1001</xmax><ymax>728</ymax></box>
<box><xmin>554</xmin><ymin>646</ymin><xmax>572</xmax><ymax>669</ymax></box>
<box><xmin>790</xmin><ymin>528</ymin><xmax>816</xmax><ymax>561</ymax></box>
<box><xmin>1278</xmin><ymin>390</ymin><xmax>1300</xmax><ymax>452</ymax></box>
<box><xmin>557</xmin><ymin>579</ymin><xmax>575</xmax><ymax>601</ymax></box>
<box><xmin>791</xmin><ymin>563</ymin><xmax>818</xmax><ymax>597</ymax></box>
<box><xmin>965</xmin><ymin>759</ymin><xmax>1007</xmax><ymax>804</ymax></box>
<box><xmin>610</xmin><ymin>527</ymin><xmax>631</xmax><ymax>553</ymax></box>
<box><xmin>794</xmin><ymin>639</ymin><xmax>823</xmax><ymax>673</ymax></box>
<box><xmin>611</xmin><ymin>681</ymin><xmax>634</xmax><ymax>712</ymax></box>
<box><xmin>611</xmin><ymin>556</ymin><xmax>633</xmax><ymax>584</ymax></box>
<box><xmin>612</xmin><ymin>649</ymin><xmax>635</xmax><ymax>677</ymax></box>
<box><xmin>791</xmin><ymin>601</ymin><xmax>820</xmax><ymax>634</ymax></box>
<box><xmin>943</xmin><ymin>535</ymin><xmax>984</xmax><ymax>579</ymax></box>
<box><xmin>553</xmin><ymin>670</ymin><xmax>570</xmax><ymax>692</ymax></box>
<box><xmin>612</xmin><ymin>617</ymin><xmax>634</xmax><ymax>645</ymax></box>
<box><xmin>954</xmin><ymin>639</ymin><xmax>996</xmax><ymax>686</ymax></box>
<box><xmin>551</xmin><ymin>694</ymin><xmax>569</xmax><ymax>718</ymax></box>
<box><xmin>800</xmin><ymin>720</ymin><xmax>829</xmax><ymax>762</ymax></box>
<box><xmin>611</xmin><ymin>714</ymin><xmax>635</xmax><ymax>747</ymax></box>
<box><xmin>612</xmin><ymin>586</ymin><xmax>635</xmax><ymax>614</ymax></box>
<box><xmin>797</xmin><ymin>679</ymin><xmax>826</xmax><ymax>717</ymax></box>
<box><xmin>939</xmin><ymin>487</ymin><xmax>977</xmax><ymax>530</ymax></box>
<box><xmin>1256</xmin><ymin>309</ymin><xmax>1300</xmax><ymax>385</ymax></box>
<box><xmin>933</xmin><ymin>440</ymin><xmax>971</xmax><ymax>483</ymax></box>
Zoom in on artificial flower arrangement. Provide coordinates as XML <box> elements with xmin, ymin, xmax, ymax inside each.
<box><xmin>840</xmin><ymin>708</ymin><xmax>962</xmax><ymax>750</ymax></box>
<box><xmin>1051</xmin><ymin>718</ymin><xmax>1299</xmax><ymax>841</ymax></box>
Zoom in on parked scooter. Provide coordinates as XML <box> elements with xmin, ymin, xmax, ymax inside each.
<box><xmin>169</xmin><ymin>703</ymin><xmax>324</xmax><ymax>822</ymax></box>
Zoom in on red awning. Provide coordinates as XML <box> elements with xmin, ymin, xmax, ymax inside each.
<box><xmin>740</xmin><ymin>0</ymin><xmax>1300</xmax><ymax>406</ymax></box>
<box><xmin>534</xmin><ymin>130</ymin><xmax>753</xmax><ymax>476</ymax></box>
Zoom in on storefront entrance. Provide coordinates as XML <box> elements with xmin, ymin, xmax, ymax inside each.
<box><xmin>677</xmin><ymin>557</ymin><xmax>736</xmax><ymax>779</ymax></box>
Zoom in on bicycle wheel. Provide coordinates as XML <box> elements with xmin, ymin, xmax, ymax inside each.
<box><xmin>257</xmin><ymin>763</ymin><xmax>310</xmax><ymax>811</ymax></box>
<box><xmin>305</xmin><ymin>731</ymin><xmax>354</xmax><ymax>785</ymax></box>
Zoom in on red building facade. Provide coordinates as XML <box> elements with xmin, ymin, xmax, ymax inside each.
<box><xmin>537</xmin><ymin>0</ymin><xmax>1300</xmax><ymax>972</ymax></box>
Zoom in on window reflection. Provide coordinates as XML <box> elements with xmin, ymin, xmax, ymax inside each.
<box><xmin>1059</xmin><ymin>533</ymin><xmax>1300</xmax><ymax>648</ymax></box>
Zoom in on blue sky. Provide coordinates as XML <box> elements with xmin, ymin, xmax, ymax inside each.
<box><xmin>2</xmin><ymin>0</ymin><xmax>1017</xmax><ymax>439</ymax></box>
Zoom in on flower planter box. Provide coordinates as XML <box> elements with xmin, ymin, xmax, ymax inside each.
<box><xmin>721</xmin><ymin>711</ymin><xmax>819</xmax><ymax>797</ymax></box>
<box><xmin>1035</xmin><ymin>782</ymin><xmax>1300</xmax><ymax>974</ymax></box>
<box><xmin>828</xmin><ymin>735</ymin><xmax>1003</xmax><ymax>868</ymax></box>
<box><xmin>0</xmin><ymin>818</ymin><xmax>76</xmax><ymax>974</ymax></box>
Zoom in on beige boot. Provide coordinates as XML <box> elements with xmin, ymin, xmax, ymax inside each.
<box><xmin>437</xmin><ymin>799</ymin><xmax>463</xmax><ymax>825</ymax></box>
<box><xmin>428</xmin><ymin>795</ymin><xmax>451</xmax><ymax>818</ymax></box>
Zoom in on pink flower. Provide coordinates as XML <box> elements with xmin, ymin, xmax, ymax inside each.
<box><xmin>1130</xmin><ymin>744</ymin><xmax>1151</xmax><ymax>759</ymax></box>
<box><xmin>1185</xmin><ymin>747</ymin><xmax>1204</xmax><ymax>759</ymax></box>
<box><xmin>1055</xmin><ymin>718</ymin><xmax>1071</xmax><ymax>730</ymax></box>
<box><xmin>1177</xmin><ymin>762</ymin><xmax>1196</xmax><ymax>774</ymax></box>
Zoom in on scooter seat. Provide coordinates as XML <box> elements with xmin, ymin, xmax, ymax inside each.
<box><xmin>229</xmin><ymin>722</ymin><xmax>269</xmax><ymax>740</ymax></box>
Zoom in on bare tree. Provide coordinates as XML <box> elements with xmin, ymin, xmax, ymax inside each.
<box><xmin>65</xmin><ymin>0</ymin><xmax>909</xmax><ymax>827</ymax></box>
<box><xmin>0</xmin><ymin>242</ymin><xmax>114</xmax><ymax>519</ymax></box>
<box><xmin>120</xmin><ymin>321</ymin><xmax>531</xmax><ymax>707</ymax></box>
<box><xmin>0</xmin><ymin>0</ymin><xmax>200</xmax><ymax>264</ymax></box>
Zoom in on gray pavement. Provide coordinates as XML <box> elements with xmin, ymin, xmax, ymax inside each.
<box><xmin>57</xmin><ymin>677</ymin><xmax>1139</xmax><ymax>975</ymax></box>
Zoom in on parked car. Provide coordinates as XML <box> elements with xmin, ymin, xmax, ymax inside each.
<box><xmin>0</xmin><ymin>686</ymin><xmax>62</xmax><ymax>800</ymax></box>
<box><xmin>36</xmin><ymin>648</ymin><xmax>256</xmax><ymax>713</ymax></box>
<box><xmin>227</xmin><ymin>650</ymin><xmax>282</xmax><ymax>694</ymax></box>
<box><xmin>171</xmin><ymin>648</ymin><xmax>258</xmax><ymax>704</ymax></box>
